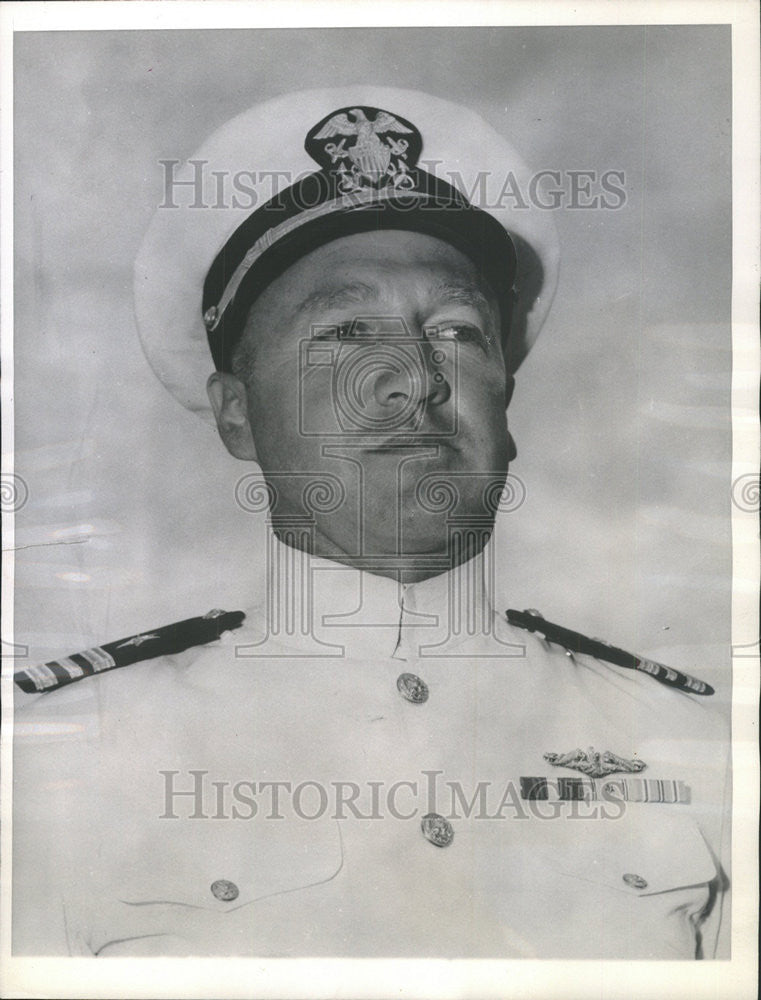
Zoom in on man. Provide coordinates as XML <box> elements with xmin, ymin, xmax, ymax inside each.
<box><xmin>13</xmin><ymin>87</ymin><xmax>729</xmax><ymax>958</ymax></box>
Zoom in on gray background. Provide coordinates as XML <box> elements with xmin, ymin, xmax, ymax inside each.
<box><xmin>13</xmin><ymin>26</ymin><xmax>732</xmax><ymax>697</ymax></box>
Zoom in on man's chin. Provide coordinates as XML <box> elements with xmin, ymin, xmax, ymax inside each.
<box><xmin>362</xmin><ymin>521</ymin><xmax>494</xmax><ymax>562</ymax></box>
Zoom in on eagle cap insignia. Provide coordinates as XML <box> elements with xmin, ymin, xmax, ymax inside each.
<box><xmin>305</xmin><ymin>105</ymin><xmax>422</xmax><ymax>194</ymax></box>
<box><xmin>543</xmin><ymin>747</ymin><xmax>647</xmax><ymax>779</ymax></box>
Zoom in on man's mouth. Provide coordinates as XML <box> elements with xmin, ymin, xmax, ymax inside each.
<box><xmin>361</xmin><ymin>434</ymin><xmax>453</xmax><ymax>452</ymax></box>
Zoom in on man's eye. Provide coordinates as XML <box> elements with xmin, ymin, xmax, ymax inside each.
<box><xmin>311</xmin><ymin>322</ymin><xmax>372</xmax><ymax>341</ymax></box>
<box><xmin>347</xmin><ymin>321</ymin><xmax>377</xmax><ymax>339</ymax></box>
<box><xmin>433</xmin><ymin>323</ymin><xmax>488</xmax><ymax>347</ymax></box>
<box><xmin>311</xmin><ymin>325</ymin><xmax>338</xmax><ymax>341</ymax></box>
<box><xmin>311</xmin><ymin>323</ymin><xmax>351</xmax><ymax>341</ymax></box>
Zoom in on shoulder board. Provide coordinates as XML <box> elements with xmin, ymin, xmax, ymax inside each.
<box><xmin>505</xmin><ymin>608</ymin><xmax>713</xmax><ymax>696</ymax></box>
<box><xmin>14</xmin><ymin>609</ymin><xmax>246</xmax><ymax>695</ymax></box>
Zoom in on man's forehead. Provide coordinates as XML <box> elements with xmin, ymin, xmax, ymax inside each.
<box><xmin>293</xmin><ymin>277</ymin><xmax>495</xmax><ymax>319</ymax></box>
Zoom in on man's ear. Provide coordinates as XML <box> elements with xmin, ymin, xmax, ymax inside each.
<box><xmin>207</xmin><ymin>372</ymin><xmax>258</xmax><ymax>461</ymax></box>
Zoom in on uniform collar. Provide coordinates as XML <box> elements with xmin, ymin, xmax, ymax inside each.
<box><xmin>260</xmin><ymin>532</ymin><xmax>498</xmax><ymax>659</ymax></box>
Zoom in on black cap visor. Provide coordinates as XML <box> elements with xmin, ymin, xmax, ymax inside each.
<box><xmin>204</xmin><ymin>171</ymin><xmax>516</xmax><ymax>372</ymax></box>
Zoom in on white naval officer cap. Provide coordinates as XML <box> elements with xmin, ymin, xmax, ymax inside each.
<box><xmin>135</xmin><ymin>86</ymin><xmax>560</xmax><ymax>421</ymax></box>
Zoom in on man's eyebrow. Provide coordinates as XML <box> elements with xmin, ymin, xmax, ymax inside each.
<box><xmin>295</xmin><ymin>281</ymin><xmax>380</xmax><ymax>315</ymax></box>
<box><xmin>293</xmin><ymin>278</ymin><xmax>497</xmax><ymax>319</ymax></box>
<box><xmin>429</xmin><ymin>280</ymin><xmax>494</xmax><ymax>314</ymax></box>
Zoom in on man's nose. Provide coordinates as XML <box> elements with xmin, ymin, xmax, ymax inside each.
<box><xmin>369</xmin><ymin>340</ymin><xmax>452</xmax><ymax>416</ymax></box>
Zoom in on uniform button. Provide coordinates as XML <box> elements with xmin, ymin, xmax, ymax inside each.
<box><xmin>396</xmin><ymin>672</ymin><xmax>429</xmax><ymax>704</ymax></box>
<box><xmin>210</xmin><ymin>878</ymin><xmax>239</xmax><ymax>901</ymax></box>
<box><xmin>421</xmin><ymin>812</ymin><xmax>454</xmax><ymax>847</ymax></box>
<box><xmin>622</xmin><ymin>873</ymin><xmax>648</xmax><ymax>890</ymax></box>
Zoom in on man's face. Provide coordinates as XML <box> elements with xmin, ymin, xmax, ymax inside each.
<box><xmin>210</xmin><ymin>230</ymin><xmax>514</xmax><ymax>577</ymax></box>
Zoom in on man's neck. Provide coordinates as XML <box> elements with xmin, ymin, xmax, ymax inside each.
<box><xmin>258</xmin><ymin>529</ymin><xmax>502</xmax><ymax>659</ymax></box>
<box><xmin>271</xmin><ymin>522</ymin><xmax>495</xmax><ymax>584</ymax></box>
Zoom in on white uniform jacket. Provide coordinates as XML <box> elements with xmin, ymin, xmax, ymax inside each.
<box><xmin>13</xmin><ymin>538</ymin><xmax>730</xmax><ymax>958</ymax></box>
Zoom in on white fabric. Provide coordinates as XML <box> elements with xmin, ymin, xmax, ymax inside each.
<box><xmin>13</xmin><ymin>539</ymin><xmax>729</xmax><ymax>959</ymax></box>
